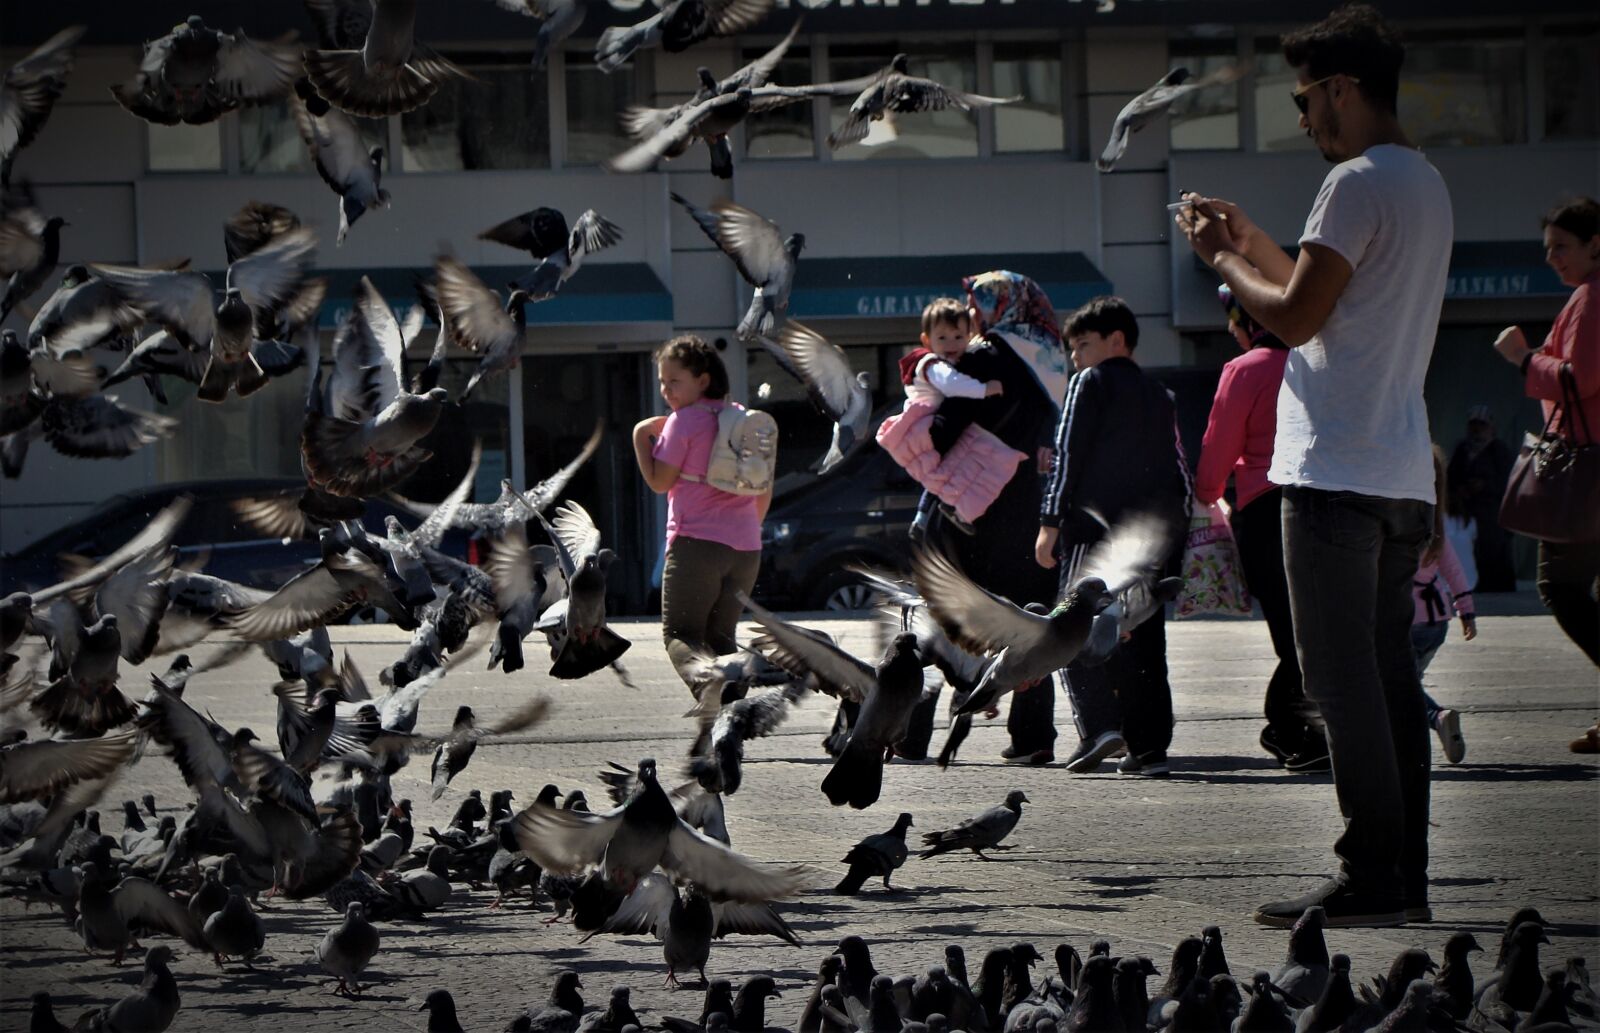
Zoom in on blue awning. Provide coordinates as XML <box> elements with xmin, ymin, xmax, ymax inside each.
<box><xmin>788</xmin><ymin>252</ymin><xmax>1112</xmax><ymax>320</ymax></box>
<box><xmin>310</xmin><ymin>263</ymin><xmax>673</xmax><ymax>328</ymax></box>
<box><xmin>1192</xmin><ymin>240</ymin><xmax>1563</xmax><ymax>300</ymax></box>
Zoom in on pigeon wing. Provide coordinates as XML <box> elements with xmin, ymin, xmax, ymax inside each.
<box><xmin>723</xmin><ymin>17</ymin><xmax>802</xmax><ymax>90</ymax></box>
<box><xmin>433</xmin><ymin>255</ymin><xmax>516</xmax><ymax>355</ymax></box>
<box><xmin>662</xmin><ymin>821</ymin><xmax>808</xmax><ymax>903</ymax></box>
<box><xmin>568</xmin><ymin>209</ymin><xmax>623</xmax><ymax>262</ymax></box>
<box><xmin>213</xmin><ymin>32</ymin><xmax>300</xmax><ymax>103</ymax></box>
<box><xmin>710</xmin><ymin>199</ymin><xmax>788</xmax><ymax>288</ymax></box>
<box><xmin>224</xmin><ymin>564</ymin><xmax>353</xmax><ymax>642</ymax></box>
<box><xmin>226</xmin><ymin>226</ymin><xmax>317</xmax><ymax>315</ymax></box>
<box><xmin>911</xmin><ymin>546</ymin><xmax>1054</xmax><ymax>656</ymax></box>
<box><xmin>772</xmin><ymin>322</ymin><xmax>854</xmax><ymax>422</ymax></box>
<box><xmin>88</xmin><ymin>264</ymin><xmax>216</xmax><ymax>348</ymax></box>
<box><xmin>0</xmin><ymin>729</ymin><xmax>137</xmax><ymax>803</ymax></box>
<box><xmin>715</xmin><ymin>900</ymin><xmax>801</xmax><ymax>944</ymax></box>
<box><xmin>702</xmin><ymin>0</ymin><xmax>773</xmax><ymax>36</ymax></box>
<box><xmin>111</xmin><ymin>877</ymin><xmax>206</xmax><ymax>948</ymax></box>
<box><xmin>518</xmin><ymin>419</ymin><xmax>604</xmax><ymax>516</ymax></box>
<box><xmin>511</xmin><ymin>801</ymin><xmax>623</xmax><ymax>874</ymax></box>
<box><xmin>544</xmin><ymin>500</ymin><xmax>602</xmax><ymax>567</ymax></box>
<box><xmin>477</xmin><ymin>206</ymin><xmax>570</xmax><ymax>259</ymax></box>
<box><xmin>739</xmin><ymin>593</ymin><xmax>877</xmax><ymax>700</ymax></box>
<box><xmin>582</xmin><ymin>871</ymin><xmax>676</xmax><ymax>940</ymax></box>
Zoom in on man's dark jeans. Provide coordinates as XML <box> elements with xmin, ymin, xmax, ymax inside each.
<box><xmin>1282</xmin><ymin>486</ymin><xmax>1433</xmax><ymax>900</ymax></box>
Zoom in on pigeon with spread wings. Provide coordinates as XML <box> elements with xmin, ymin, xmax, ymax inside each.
<box><xmin>111</xmin><ymin>16</ymin><xmax>300</xmax><ymax>126</ymax></box>
<box><xmin>595</xmin><ymin>0</ymin><xmax>774</xmax><ymax>74</ymax></box>
<box><xmin>479</xmin><ymin>206</ymin><xmax>622</xmax><ymax>302</ymax></box>
<box><xmin>512</xmin><ymin>757</ymin><xmax>807</xmax><ymax>902</ymax></box>
<box><xmin>765</xmin><ymin>321</ymin><xmax>870</xmax><ymax>475</ymax></box>
<box><xmin>302</xmin><ymin>277</ymin><xmax>451</xmax><ymax>498</ymax></box>
<box><xmin>671</xmin><ymin>193</ymin><xmax>802</xmax><ymax>341</ymax></box>
<box><xmin>912</xmin><ymin>513</ymin><xmax>1177</xmax><ymax>717</ymax></box>
<box><xmin>303</xmin><ymin>0</ymin><xmax>471</xmax><ymax>117</ymax></box>
<box><xmin>828</xmin><ymin>53</ymin><xmax>1019</xmax><ymax>151</ymax></box>
<box><xmin>1097</xmin><ymin>65</ymin><xmax>1247</xmax><ymax>173</ymax></box>
<box><xmin>1</xmin><ymin>26</ymin><xmax>85</xmax><ymax>187</ymax></box>
<box><xmin>428</xmin><ymin>254</ymin><xmax>529</xmax><ymax>402</ymax></box>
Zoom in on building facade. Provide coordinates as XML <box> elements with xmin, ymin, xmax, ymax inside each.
<box><xmin>2</xmin><ymin>0</ymin><xmax>1597</xmax><ymax>607</ymax></box>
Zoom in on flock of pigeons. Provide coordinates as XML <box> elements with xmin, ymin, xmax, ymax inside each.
<box><xmin>2</xmin><ymin>4</ymin><xmax>1577</xmax><ymax>1033</ymax></box>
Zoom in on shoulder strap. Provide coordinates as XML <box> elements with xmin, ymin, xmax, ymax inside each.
<box><xmin>1558</xmin><ymin>363</ymin><xmax>1593</xmax><ymax>445</ymax></box>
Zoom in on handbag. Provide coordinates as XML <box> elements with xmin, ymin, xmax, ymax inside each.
<box><xmin>1499</xmin><ymin>362</ymin><xmax>1600</xmax><ymax>544</ymax></box>
<box><xmin>1174</xmin><ymin>500</ymin><xmax>1254</xmax><ymax>618</ymax></box>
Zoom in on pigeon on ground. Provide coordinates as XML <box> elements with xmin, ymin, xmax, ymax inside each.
<box><xmin>1432</xmin><ymin>932</ymin><xmax>1481</xmax><ymax>1021</ymax></box>
<box><xmin>1471</xmin><ymin>921</ymin><xmax>1549</xmax><ymax>1029</ymax></box>
<box><xmin>595</xmin><ymin>0</ymin><xmax>774</xmax><ymax>74</ymax></box>
<box><xmin>382</xmin><ymin>844</ymin><xmax>453</xmax><ymax>913</ymax></box>
<box><xmin>835</xmin><ymin>812</ymin><xmax>913</xmax><ymax>894</ymax></box>
<box><xmin>1496</xmin><ymin>908</ymin><xmax>1544</xmax><ymax>969</ymax></box>
<box><xmin>828</xmin><ymin>53</ymin><xmax>1018</xmax><ymax>150</ymax></box>
<box><xmin>302</xmin><ymin>277</ymin><xmax>451</xmax><ymax>497</ymax></box>
<box><xmin>421</xmin><ymin>989</ymin><xmax>467</xmax><ymax>1033</ymax></box>
<box><xmin>509</xmin><ymin>971</ymin><xmax>585</xmax><ymax>1033</ymax></box>
<box><xmin>316</xmin><ymin>901</ymin><xmax>381</xmax><ymax>996</ymax></box>
<box><xmin>479</xmin><ymin>207</ymin><xmax>622</xmax><ymax>302</ymax></box>
<box><xmin>741</xmin><ymin>595</ymin><xmax>922</xmax><ymax>809</ymax></box>
<box><xmin>29</xmin><ymin>991</ymin><xmax>71</xmax><ymax>1033</ymax></box>
<box><xmin>428</xmin><ymin>254</ymin><xmax>528</xmax><ymax>401</ymax></box>
<box><xmin>913</xmin><ymin>513</ymin><xmax>1177</xmax><ymax>717</ymax></box>
<box><xmin>1273</xmin><ymin>906</ymin><xmax>1330</xmax><ymax>1006</ymax></box>
<box><xmin>798</xmin><ymin>955</ymin><xmax>846</xmax><ymax>1033</ymax></box>
<box><xmin>579</xmin><ymin>987</ymin><xmax>642</xmax><ymax>1033</ymax></box>
<box><xmin>1112</xmin><ymin>957</ymin><xmax>1160</xmax><ymax>1033</ymax></box>
<box><xmin>303</xmin><ymin>0</ymin><xmax>470</xmax><ymax>117</ymax></box>
<box><xmin>768</xmin><ymin>322</ymin><xmax>870</xmax><ymax>474</ymax></box>
<box><xmin>91</xmin><ymin>227</ymin><xmax>317</xmax><ymax>401</ymax></box>
<box><xmin>1001</xmin><ymin>943</ymin><xmax>1043</xmax><ymax>1019</ymax></box>
<box><xmin>1098</xmin><ymin>65</ymin><xmax>1248</xmax><ymax>172</ymax></box>
<box><xmin>292</xmin><ymin>80</ymin><xmax>390</xmax><ymax>246</ymax></box>
<box><xmin>672</xmin><ymin>194</ymin><xmax>803</xmax><ymax>340</ymax></box>
<box><xmin>834</xmin><ymin>934</ymin><xmax>880</xmax><ymax>1026</ymax></box>
<box><xmin>203</xmin><ymin>886</ymin><xmax>265</xmax><ymax>967</ymax></box>
<box><xmin>1294</xmin><ymin>954</ymin><xmax>1356</xmax><ymax>1033</ymax></box>
<box><xmin>76</xmin><ymin>867</ymin><xmax>208</xmax><ymax>964</ymax></box>
<box><xmin>512</xmin><ymin>757</ymin><xmax>807</xmax><ymax>902</ymax></box>
<box><xmin>1200</xmin><ymin>925</ymin><xmax>1232</xmax><ymax>978</ymax></box>
<box><xmin>81</xmin><ymin>945</ymin><xmax>182</xmax><ymax>1032</ymax></box>
<box><xmin>111</xmin><ymin>16</ymin><xmax>300</xmax><ymax>125</ymax></box>
<box><xmin>583</xmin><ymin>872</ymin><xmax>798</xmax><ymax>986</ymax></box>
<box><xmin>918</xmin><ymin>791</ymin><xmax>1027</xmax><ymax>860</ymax></box>
<box><xmin>1150</xmin><ymin>938</ymin><xmax>1205</xmax><ymax>1029</ymax></box>
<box><xmin>0</xmin><ymin>26</ymin><xmax>85</xmax><ymax>187</ymax></box>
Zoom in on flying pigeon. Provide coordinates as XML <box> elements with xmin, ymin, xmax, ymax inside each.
<box><xmin>1097</xmin><ymin>65</ymin><xmax>1247</xmax><ymax>172</ymax></box>
<box><xmin>595</xmin><ymin>0</ymin><xmax>774</xmax><ymax>74</ymax></box>
<box><xmin>111</xmin><ymin>16</ymin><xmax>300</xmax><ymax>125</ymax></box>
<box><xmin>304</xmin><ymin>0</ymin><xmax>471</xmax><ymax>117</ymax></box>
<box><xmin>479</xmin><ymin>207</ymin><xmax>623</xmax><ymax>301</ymax></box>
<box><xmin>0</xmin><ymin>26</ymin><xmax>85</xmax><ymax>186</ymax></box>
<box><xmin>828</xmin><ymin>53</ymin><xmax>1018</xmax><ymax>151</ymax></box>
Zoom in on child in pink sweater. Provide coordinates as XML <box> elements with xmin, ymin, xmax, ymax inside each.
<box><xmin>1413</xmin><ymin>448</ymin><xmax>1478</xmax><ymax>764</ymax></box>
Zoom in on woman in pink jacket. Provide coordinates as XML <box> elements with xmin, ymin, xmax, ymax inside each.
<box><xmin>1195</xmin><ymin>286</ymin><xmax>1324</xmax><ymax>771</ymax></box>
<box><xmin>1492</xmin><ymin>198</ymin><xmax>1600</xmax><ymax>751</ymax></box>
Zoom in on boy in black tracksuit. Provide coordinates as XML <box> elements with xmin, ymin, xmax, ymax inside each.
<box><xmin>1035</xmin><ymin>297</ymin><xmax>1191</xmax><ymax>775</ymax></box>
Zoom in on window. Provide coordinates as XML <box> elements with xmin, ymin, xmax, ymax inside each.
<box><xmin>1401</xmin><ymin>36</ymin><xmax>1526</xmax><ymax>147</ymax></box>
<box><xmin>993</xmin><ymin>42</ymin><xmax>1064</xmax><ymax>153</ymax></box>
<box><xmin>567</xmin><ymin>60</ymin><xmax>637</xmax><ymax>165</ymax></box>
<box><xmin>1544</xmin><ymin>26</ymin><xmax>1599</xmax><ymax>140</ymax></box>
<box><xmin>828</xmin><ymin>45</ymin><xmax>978</xmax><ymax>160</ymax></box>
<box><xmin>1168</xmin><ymin>39</ymin><xmax>1241</xmax><ymax>151</ymax></box>
<box><xmin>744</xmin><ymin>45</ymin><xmax>816</xmax><ymax>159</ymax></box>
<box><xmin>1253</xmin><ymin>48</ymin><xmax>1315</xmax><ymax>152</ymax></box>
<box><xmin>402</xmin><ymin>55</ymin><xmax>551</xmax><ymax>171</ymax></box>
<box><xmin>146</xmin><ymin>122</ymin><xmax>222</xmax><ymax>171</ymax></box>
<box><xmin>240</xmin><ymin>100</ymin><xmax>311</xmax><ymax>173</ymax></box>
<box><xmin>158</xmin><ymin>373</ymin><xmax>304</xmax><ymax>480</ymax></box>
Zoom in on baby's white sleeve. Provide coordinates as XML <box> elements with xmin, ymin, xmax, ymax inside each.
<box><xmin>924</xmin><ymin>361</ymin><xmax>988</xmax><ymax>399</ymax></box>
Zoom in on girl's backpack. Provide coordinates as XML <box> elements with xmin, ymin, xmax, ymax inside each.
<box><xmin>680</xmin><ymin>402</ymin><xmax>778</xmax><ymax>496</ymax></box>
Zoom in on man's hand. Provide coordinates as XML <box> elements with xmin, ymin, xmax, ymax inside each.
<box><xmin>1036</xmin><ymin>446</ymin><xmax>1053</xmax><ymax>475</ymax></box>
<box><xmin>1034</xmin><ymin>526</ymin><xmax>1059</xmax><ymax>569</ymax></box>
<box><xmin>1176</xmin><ymin>194</ymin><xmax>1244</xmax><ymax>267</ymax></box>
<box><xmin>984</xmin><ymin>381</ymin><xmax>1004</xmax><ymax>398</ymax></box>
<box><xmin>1493</xmin><ymin>325</ymin><xmax>1531</xmax><ymax>367</ymax></box>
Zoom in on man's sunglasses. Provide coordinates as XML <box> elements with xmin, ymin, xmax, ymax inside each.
<box><xmin>1291</xmin><ymin>73</ymin><xmax>1360</xmax><ymax>115</ymax></box>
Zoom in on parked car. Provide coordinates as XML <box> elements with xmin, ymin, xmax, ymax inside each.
<box><xmin>0</xmin><ymin>479</ymin><xmax>472</xmax><ymax>597</ymax></box>
<box><xmin>752</xmin><ymin>436</ymin><xmax>923</xmax><ymax>611</ymax></box>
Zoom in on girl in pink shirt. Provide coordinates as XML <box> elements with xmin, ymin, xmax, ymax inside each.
<box><xmin>632</xmin><ymin>335</ymin><xmax>772</xmax><ymax>696</ymax></box>
<box><xmin>1410</xmin><ymin>448</ymin><xmax>1477</xmax><ymax>765</ymax></box>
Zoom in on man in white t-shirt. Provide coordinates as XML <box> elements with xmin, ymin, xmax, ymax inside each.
<box><xmin>1177</xmin><ymin>3</ymin><xmax>1451</xmax><ymax>929</ymax></box>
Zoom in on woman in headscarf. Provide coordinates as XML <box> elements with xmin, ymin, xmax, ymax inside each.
<box><xmin>934</xmin><ymin>270</ymin><xmax>1069</xmax><ymax>763</ymax></box>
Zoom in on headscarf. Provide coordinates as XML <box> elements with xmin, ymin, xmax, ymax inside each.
<box><xmin>962</xmin><ymin>270</ymin><xmax>1070</xmax><ymax>413</ymax></box>
<box><xmin>1217</xmin><ymin>284</ymin><xmax>1284</xmax><ymax>348</ymax></box>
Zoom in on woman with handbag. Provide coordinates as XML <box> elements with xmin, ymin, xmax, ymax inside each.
<box><xmin>1492</xmin><ymin>197</ymin><xmax>1600</xmax><ymax>750</ymax></box>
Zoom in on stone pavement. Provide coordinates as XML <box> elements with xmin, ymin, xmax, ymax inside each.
<box><xmin>3</xmin><ymin>603</ymin><xmax>1597</xmax><ymax>1031</ymax></box>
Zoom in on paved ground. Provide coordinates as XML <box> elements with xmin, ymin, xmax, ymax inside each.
<box><xmin>3</xmin><ymin>599</ymin><xmax>1597</xmax><ymax>1031</ymax></box>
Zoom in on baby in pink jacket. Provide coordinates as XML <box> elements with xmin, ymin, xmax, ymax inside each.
<box><xmin>877</xmin><ymin>298</ymin><xmax>1026</xmax><ymax>528</ymax></box>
